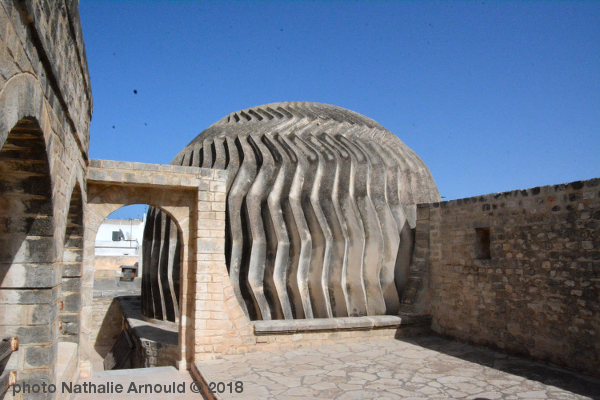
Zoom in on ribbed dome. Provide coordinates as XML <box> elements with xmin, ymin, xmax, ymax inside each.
<box><xmin>143</xmin><ymin>102</ymin><xmax>440</xmax><ymax>323</ymax></box>
<box><xmin>183</xmin><ymin>102</ymin><xmax>385</xmax><ymax>143</ymax></box>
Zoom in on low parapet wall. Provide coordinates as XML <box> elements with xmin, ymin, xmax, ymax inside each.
<box><xmin>413</xmin><ymin>178</ymin><xmax>599</xmax><ymax>376</ymax></box>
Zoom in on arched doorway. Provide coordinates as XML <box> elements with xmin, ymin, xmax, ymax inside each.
<box><xmin>90</xmin><ymin>204</ymin><xmax>184</xmax><ymax>370</ymax></box>
<box><xmin>83</xmin><ymin>183</ymin><xmax>195</xmax><ymax>372</ymax></box>
<box><xmin>93</xmin><ymin>204</ymin><xmax>148</xmax><ymax>298</ymax></box>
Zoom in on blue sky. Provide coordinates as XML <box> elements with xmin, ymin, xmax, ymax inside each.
<box><xmin>79</xmin><ymin>1</ymin><xmax>599</xmax><ymax>219</ymax></box>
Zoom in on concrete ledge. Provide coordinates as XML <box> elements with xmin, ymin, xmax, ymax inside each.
<box><xmin>253</xmin><ymin>315</ymin><xmax>428</xmax><ymax>335</ymax></box>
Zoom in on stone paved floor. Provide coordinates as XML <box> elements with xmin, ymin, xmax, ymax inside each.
<box><xmin>195</xmin><ymin>336</ymin><xmax>600</xmax><ymax>399</ymax></box>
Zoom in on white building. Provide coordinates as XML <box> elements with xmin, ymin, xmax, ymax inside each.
<box><xmin>95</xmin><ymin>217</ymin><xmax>145</xmax><ymax>257</ymax></box>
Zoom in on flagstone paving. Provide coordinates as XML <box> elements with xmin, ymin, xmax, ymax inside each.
<box><xmin>195</xmin><ymin>335</ymin><xmax>600</xmax><ymax>400</ymax></box>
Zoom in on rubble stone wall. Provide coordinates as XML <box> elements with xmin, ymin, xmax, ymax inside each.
<box><xmin>415</xmin><ymin>178</ymin><xmax>600</xmax><ymax>376</ymax></box>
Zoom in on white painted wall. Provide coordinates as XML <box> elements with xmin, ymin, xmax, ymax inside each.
<box><xmin>95</xmin><ymin>216</ymin><xmax>146</xmax><ymax>256</ymax></box>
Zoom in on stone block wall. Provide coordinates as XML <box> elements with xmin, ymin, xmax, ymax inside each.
<box><xmin>84</xmin><ymin>161</ymin><xmax>227</xmax><ymax>371</ymax></box>
<box><xmin>412</xmin><ymin>178</ymin><xmax>600</xmax><ymax>376</ymax></box>
<box><xmin>0</xmin><ymin>1</ymin><xmax>91</xmax><ymax>396</ymax></box>
<box><xmin>18</xmin><ymin>0</ymin><xmax>93</xmax><ymax>151</ymax></box>
<box><xmin>90</xmin><ymin>297</ymin><xmax>123</xmax><ymax>355</ymax></box>
<box><xmin>130</xmin><ymin>335</ymin><xmax>179</xmax><ymax>369</ymax></box>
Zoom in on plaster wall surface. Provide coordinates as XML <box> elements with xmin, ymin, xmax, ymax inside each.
<box><xmin>414</xmin><ymin>178</ymin><xmax>600</xmax><ymax>377</ymax></box>
<box><xmin>95</xmin><ymin>219</ymin><xmax>144</xmax><ymax>265</ymax></box>
<box><xmin>95</xmin><ymin>219</ymin><xmax>145</xmax><ymax>243</ymax></box>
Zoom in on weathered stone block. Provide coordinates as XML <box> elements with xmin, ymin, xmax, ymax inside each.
<box><xmin>0</xmin><ymin>263</ymin><xmax>59</xmax><ymax>288</ymax></box>
<box><xmin>63</xmin><ymin>293</ymin><xmax>81</xmax><ymax>312</ymax></box>
<box><xmin>24</xmin><ymin>341</ymin><xmax>57</xmax><ymax>368</ymax></box>
<box><xmin>62</xmin><ymin>262</ymin><xmax>82</xmax><ymax>278</ymax></box>
<box><xmin>61</xmin><ymin>277</ymin><xmax>81</xmax><ymax>293</ymax></box>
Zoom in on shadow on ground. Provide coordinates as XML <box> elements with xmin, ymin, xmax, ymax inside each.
<box><xmin>93</xmin><ymin>296</ymin><xmax>124</xmax><ymax>358</ymax></box>
<box><xmin>405</xmin><ymin>334</ymin><xmax>600</xmax><ymax>400</ymax></box>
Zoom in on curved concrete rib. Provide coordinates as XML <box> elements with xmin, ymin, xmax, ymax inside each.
<box><xmin>292</xmin><ymin>134</ymin><xmax>331</xmax><ymax>319</ymax></box>
<box><xmin>369</xmin><ymin>136</ymin><xmax>420</xmax><ymax>296</ymax></box>
<box><xmin>317</xmin><ymin>132</ymin><xmax>351</xmax><ymax>317</ymax></box>
<box><xmin>201</xmin><ymin>138</ymin><xmax>213</xmax><ymax>168</ymax></box>
<box><xmin>335</xmin><ymin>134</ymin><xmax>386</xmax><ymax>316</ymax></box>
<box><xmin>166</xmin><ymin>216</ymin><xmax>180</xmax><ymax>321</ymax></box>
<box><xmin>375</xmin><ymin>133</ymin><xmax>427</xmax><ymax>226</ymax></box>
<box><xmin>191</xmin><ymin>141</ymin><xmax>203</xmax><ymax>167</ymax></box>
<box><xmin>247</xmin><ymin>116</ymin><xmax>309</xmax><ymax>320</ymax></box>
<box><xmin>304</xmin><ymin>134</ymin><xmax>336</xmax><ymax>318</ymax></box>
<box><xmin>141</xmin><ymin>102</ymin><xmax>442</xmax><ymax>324</ymax></box>
<box><xmin>150</xmin><ymin>210</ymin><xmax>165</xmax><ymax>320</ymax></box>
<box><xmin>310</xmin><ymin>133</ymin><xmax>348</xmax><ymax>317</ymax></box>
<box><xmin>224</xmin><ymin>137</ymin><xmax>240</xmax><ymax>191</ymax></box>
<box><xmin>181</xmin><ymin>151</ymin><xmax>190</xmax><ymax>167</ymax></box>
<box><xmin>245</xmin><ymin>134</ymin><xmax>279</xmax><ymax>320</ymax></box>
<box><xmin>364</xmin><ymin>133</ymin><xmax>412</xmax><ymax>210</ymax></box>
<box><xmin>368</xmin><ymin>141</ymin><xmax>412</xmax><ymax>297</ymax></box>
<box><xmin>322</xmin><ymin>130</ymin><xmax>367</xmax><ymax>316</ymax></box>
<box><xmin>223</xmin><ymin>136</ymin><xmax>240</xmax><ymax>274</ymax></box>
<box><xmin>265</xmin><ymin>134</ymin><xmax>295</xmax><ymax>320</ymax></box>
<box><xmin>168</xmin><ymin>217</ymin><xmax>181</xmax><ymax>320</ymax></box>
<box><xmin>297</xmin><ymin>122</ymin><xmax>340</xmax><ymax>318</ymax></box>
<box><xmin>212</xmin><ymin>137</ymin><xmax>227</xmax><ymax>170</ymax></box>
<box><xmin>141</xmin><ymin>207</ymin><xmax>156</xmax><ymax>318</ymax></box>
<box><xmin>260</xmin><ymin>136</ymin><xmax>284</xmax><ymax>320</ymax></box>
<box><xmin>158</xmin><ymin>214</ymin><xmax>173</xmax><ymax>321</ymax></box>
<box><xmin>353</xmin><ymin>137</ymin><xmax>401</xmax><ymax>314</ymax></box>
<box><xmin>274</xmin><ymin>134</ymin><xmax>304</xmax><ymax>319</ymax></box>
<box><xmin>227</xmin><ymin>135</ymin><xmax>258</xmax><ymax>319</ymax></box>
<box><xmin>281</xmin><ymin>134</ymin><xmax>314</xmax><ymax>319</ymax></box>
<box><xmin>257</xmin><ymin>118</ymin><xmax>307</xmax><ymax>320</ymax></box>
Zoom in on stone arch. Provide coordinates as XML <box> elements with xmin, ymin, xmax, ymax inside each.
<box><xmin>60</xmin><ymin>181</ymin><xmax>85</xmax><ymax>343</ymax></box>
<box><xmin>0</xmin><ymin>73</ymin><xmax>54</xmax><ymax>284</ymax></box>
<box><xmin>83</xmin><ymin>183</ymin><xmax>195</xmax><ymax>369</ymax></box>
<box><xmin>0</xmin><ymin>115</ymin><xmax>57</xmax><ymax>383</ymax></box>
<box><xmin>0</xmin><ymin>73</ymin><xmax>45</xmax><ymax>152</ymax></box>
<box><xmin>86</xmin><ymin>201</ymin><xmax>189</xmax><ymax>259</ymax></box>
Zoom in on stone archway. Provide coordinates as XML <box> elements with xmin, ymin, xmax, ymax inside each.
<box><xmin>82</xmin><ymin>179</ymin><xmax>197</xmax><ymax>373</ymax></box>
<box><xmin>60</xmin><ymin>182</ymin><xmax>85</xmax><ymax>344</ymax></box>
<box><xmin>81</xmin><ymin>159</ymin><xmax>229</xmax><ymax>372</ymax></box>
<box><xmin>0</xmin><ymin>116</ymin><xmax>57</xmax><ymax>389</ymax></box>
